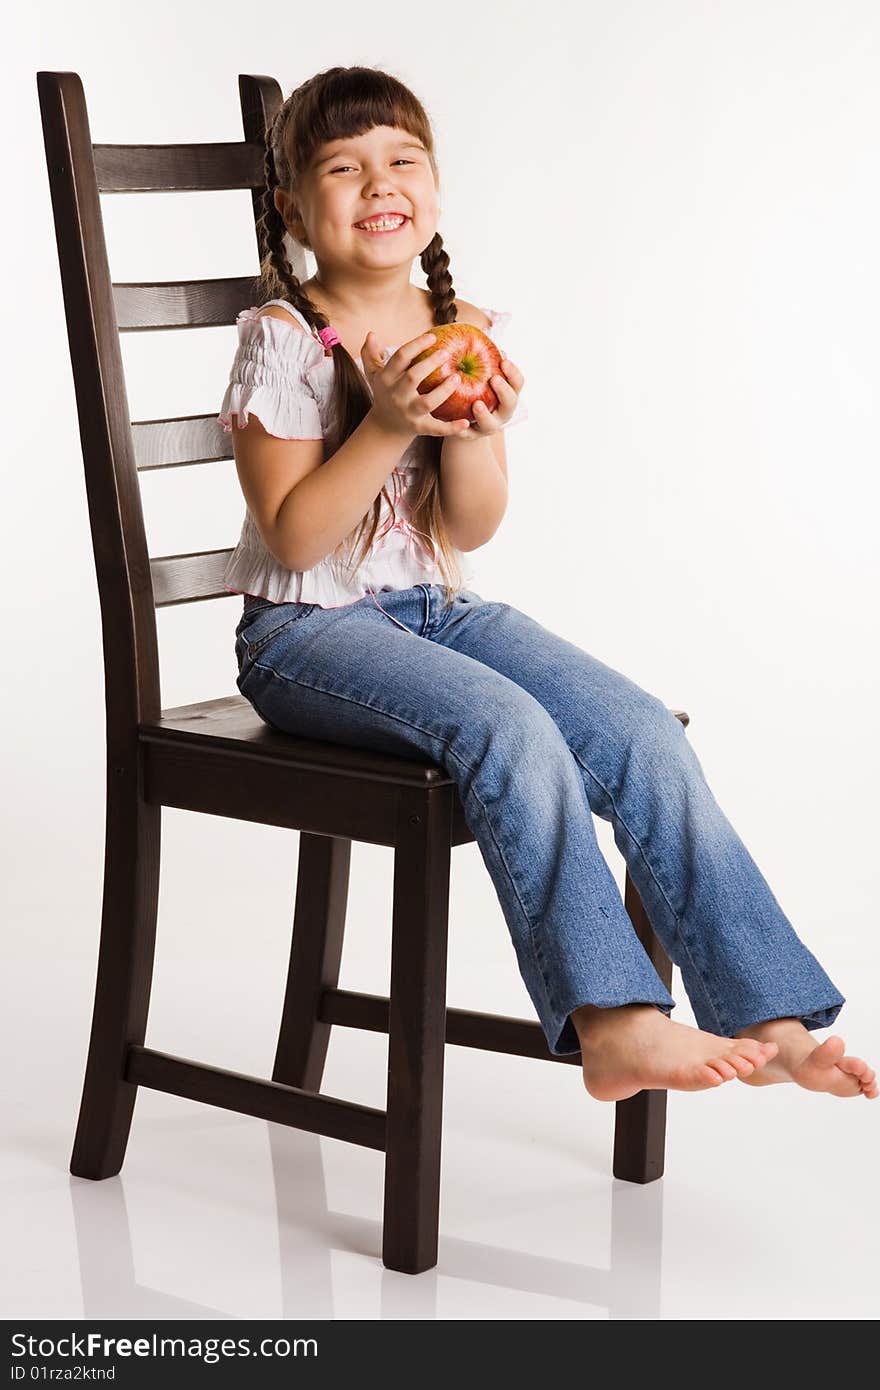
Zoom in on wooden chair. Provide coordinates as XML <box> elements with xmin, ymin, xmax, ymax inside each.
<box><xmin>37</xmin><ymin>70</ymin><xmax>685</xmax><ymax>1275</ymax></box>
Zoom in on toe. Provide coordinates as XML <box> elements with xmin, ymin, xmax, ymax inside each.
<box><xmin>699</xmin><ymin>1065</ymin><xmax>726</xmax><ymax>1086</ymax></box>
<box><xmin>837</xmin><ymin>1055</ymin><xmax>868</xmax><ymax>1078</ymax></box>
<box><xmin>725</xmin><ymin>1053</ymin><xmax>756</xmax><ymax>1077</ymax></box>
<box><xmin>852</xmin><ymin>1066</ymin><xmax>876</xmax><ymax>1096</ymax></box>
<box><xmin>811</xmin><ymin>1035</ymin><xmax>846</xmax><ymax>1067</ymax></box>
<box><xmin>707</xmin><ymin>1059</ymin><xmax>737</xmax><ymax>1081</ymax></box>
<box><xmin>734</xmin><ymin>1038</ymin><xmax>771</xmax><ymax>1064</ymax></box>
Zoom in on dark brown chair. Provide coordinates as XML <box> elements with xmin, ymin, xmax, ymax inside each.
<box><xmin>37</xmin><ymin>70</ymin><xmax>685</xmax><ymax>1275</ymax></box>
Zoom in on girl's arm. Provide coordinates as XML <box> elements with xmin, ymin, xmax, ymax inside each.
<box><xmin>273</xmin><ymin>412</ymin><xmax>414</xmax><ymax>571</ymax></box>
<box><xmin>439</xmin><ymin>433</ymin><xmax>508</xmax><ymax>551</ymax></box>
<box><xmin>235</xmin><ymin>409</ymin><xmax>414</xmax><ymax>573</ymax></box>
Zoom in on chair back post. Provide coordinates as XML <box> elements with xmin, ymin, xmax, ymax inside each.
<box><xmin>238</xmin><ymin>75</ymin><xmax>283</xmax><ymax>260</ymax></box>
<box><xmin>37</xmin><ymin>70</ymin><xmax>161</xmax><ymax>741</ymax></box>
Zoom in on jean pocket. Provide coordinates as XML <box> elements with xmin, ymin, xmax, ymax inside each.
<box><xmin>235</xmin><ymin>596</ymin><xmax>277</xmax><ymax>636</ymax></box>
<box><xmin>238</xmin><ymin>602</ymin><xmax>319</xmax><ymax>667</ymax></box>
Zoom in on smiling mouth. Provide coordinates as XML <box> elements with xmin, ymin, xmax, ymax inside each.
<box><xmin>354</xmin><ymin>217</ymin><xmax>410</xmax><ymax>234</ymax></box>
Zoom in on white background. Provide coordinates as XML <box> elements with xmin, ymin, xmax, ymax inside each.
<box><xmin>4</xmin><ymin>0</ymin><xmax>879</xmax><ymax>1320</ymax></box>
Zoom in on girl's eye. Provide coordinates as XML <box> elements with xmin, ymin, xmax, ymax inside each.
<box><xmin>330</xmin><ymin>160</ymin><xmax>415</xmax><ymax>173</ymax></box>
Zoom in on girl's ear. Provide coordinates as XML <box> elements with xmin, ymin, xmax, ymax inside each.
<box><xmin>273</xmin><ymin>186</ymin><xmax>290</xmax><ymax>220</ymax></box>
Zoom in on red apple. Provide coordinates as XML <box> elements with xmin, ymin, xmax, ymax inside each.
<box><xmin>411</xmin><ymin>321</ymin><xmax>503</xmax><ymax>423</ymax></box>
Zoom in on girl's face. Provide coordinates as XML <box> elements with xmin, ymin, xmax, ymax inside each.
<box><xmin>278</xmin><ymin>124</ymin><xmax>440</xmax><ymax>275</ymax></box>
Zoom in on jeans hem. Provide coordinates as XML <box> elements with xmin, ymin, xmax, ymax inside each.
<box><xmin>720</xmin><ymin>995</ymin><xmax>846</xmax><ymax>1037</ymax></box>
<box><xmin>546</xmin><ymin>990</ymin><xmax>677</xmax><ymax>1058</ymax></box>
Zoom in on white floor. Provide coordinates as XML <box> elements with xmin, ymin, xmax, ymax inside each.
<box><xmin>4</xmin><ymin>935</ymin><xmax>879</xmax><ymax>1321</ymax></box>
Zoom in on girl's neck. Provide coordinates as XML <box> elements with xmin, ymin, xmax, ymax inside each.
<box><xmin>302</xmin><ymin>271</ymin><xmax>420</xmax><ymax>322</ymax></box>
<box><xmin>299</xmin><ymin>278</ymin><xmax>436</xmax><ymax>354</ymax></box>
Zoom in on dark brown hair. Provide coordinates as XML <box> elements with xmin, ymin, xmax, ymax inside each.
<box><xmin>258</xmin><ymin>65</ymin><xmax>464</xmax><ymax>605</ymax></box>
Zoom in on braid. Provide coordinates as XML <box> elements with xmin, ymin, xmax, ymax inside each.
<box><xmin>256</xmin><ymin>103</ymin><xmax>334</xmax><ymax>340</ymax></box>
<box><xmin>420</xmin><ymin>234</ymin><xmax>457</xmax><ymax>326</ymax></box>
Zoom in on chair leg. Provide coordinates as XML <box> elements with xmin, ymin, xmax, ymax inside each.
<box><xmin>70</xmin><ymin>776</ymin><xmax>161</xmax><ymax>1179</ymax></box>
<box><xmin>612</xmin><ymin>870</ymin><xmax>674</xmax><ymax>1183</ymax></box>
<box><xmin>382</xmin><ymin>787</ymin><xmax>454</xmax><ymax>1274</ymax></box>
<box><xmin>272</xmin><ymin>833</ymin><xmax>351</xmax><ymax>1092</ymax></box>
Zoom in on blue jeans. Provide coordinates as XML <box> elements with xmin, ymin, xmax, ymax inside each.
<box><xmin>233</xmin><ymin>584</ymin><xmax>845</xmax><ymax>1056</ymax></box>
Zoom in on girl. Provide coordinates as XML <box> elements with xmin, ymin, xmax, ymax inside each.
<box><xmin>219</xmin><ymin>65</ymin><xmax>876</xmax><ymax>1104</ymax></box>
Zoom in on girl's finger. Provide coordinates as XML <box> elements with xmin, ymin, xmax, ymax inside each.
<box><xmin>386</xmin><ymin>331</ymin><xmax>441</xmax><ymax>381</ymax></box>
<box><xmin>432</xmin><ymin>418</ymin><xmax>471</xmax><ymax>437</ymax></box>
<box><xmin>423</xmin><ymin>370</ymin><xmax>462</xmax><ymax>409</ymax></box>
<box><xmin>473</xmin><ymin>401</ymin><xmax>499</xmax><ymax>430</ymax></box>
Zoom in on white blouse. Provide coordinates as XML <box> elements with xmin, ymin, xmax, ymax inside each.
<box><xmin>218</xmin><ymin>298</ymin><xmax>527</xmax><ymax>608</ymax></box>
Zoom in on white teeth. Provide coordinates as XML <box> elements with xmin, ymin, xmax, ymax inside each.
<box><xmin>356</xmin><ymin>217</ymin><xmax>406</xmax><ymax>231</ymax></box>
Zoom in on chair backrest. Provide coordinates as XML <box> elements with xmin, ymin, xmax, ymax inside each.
<box><xmin>36</xmin><ymin>70</ymin><xmax>282</xmax><ymax>735</ymax></box>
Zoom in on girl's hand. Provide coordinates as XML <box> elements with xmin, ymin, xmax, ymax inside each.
<box><xmin>451</xmin><ymin>358</ymin><xmax>526</xmax><ymax>443</ymax></box>
<box><xmin>361</xmin><ymin>331</ymin><xmax>474</xmax><ymax>441</ymax></box>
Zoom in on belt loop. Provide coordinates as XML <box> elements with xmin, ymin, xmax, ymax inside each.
<box><xmin>418</xmin><ymin>582</ymin><xmax>432</xmax><ymax>638</ymax></box>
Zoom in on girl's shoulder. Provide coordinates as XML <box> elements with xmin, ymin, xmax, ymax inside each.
<box><xmin>232</xmin><ymin>300</ymin><xmax>326</xmax><ymax>365</ymax></box>
<box><xmin>454</xmin><ymin>298</ymin><xmax>492</xmax><ymax>331</ymax></box>
<box><xmin>254</xmin><ymin>302</ymin><xmax>305</xmax><ymax>326</ymax></box>
<box><xmin>226</xmin><ymin>302</ymin><xmax>329</xmax><ymax>420</ymax></box>
<box><xmin>454</xmin><ymin>300</ymin><xmax>515</xmax><ymax>343</ymax></box>
<box><xmin>249</xmin><ymin>299</ymin><xmax>317</xmax><ymax>338</ymax></box>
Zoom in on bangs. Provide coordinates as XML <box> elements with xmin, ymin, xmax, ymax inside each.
<box><xmin>285</xmin><ymin>68</ymin><xmax>433</xmax><ymax>181</ymax></box>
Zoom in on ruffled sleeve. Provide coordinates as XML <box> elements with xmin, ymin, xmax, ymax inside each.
<box><xmin>479</xmin><ymin>307</ymin><xmax>529</xmax><ymax>429</ymax></box>
<box><xmin>218</xmin><ymin>307</ymin><xmax>326</xmax><ymax>439</ymax></box>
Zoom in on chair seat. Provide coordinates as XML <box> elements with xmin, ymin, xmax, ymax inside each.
<box><xmin>141</xmin><ymin>694</ymin><xmax>455</xmax><ymax>787</ymax></box>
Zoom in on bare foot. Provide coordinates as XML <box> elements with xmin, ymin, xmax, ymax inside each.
<box><xmin>733</xmin><ymin>1017</ymin><xmax>878</xmax><ymax>1099</ymax></box>
<box><xmin>571</xmin><ymin>1002</ymin><xmax>779</xmax><ymax>1102</ymax></box>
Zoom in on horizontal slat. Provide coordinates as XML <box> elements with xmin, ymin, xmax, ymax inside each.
<box><xmin>321</xmin><ymin>989</ymin><xmax>582</xmax><ymax>1066</ymax></box>
<box><xmin>126</xmin><ymin>1046</ymin><xmax>386</xmax><ymax>1150</ymax></box>
<box><xmin>93</xmin><ymin>141</ymin><xmax>265</xmax><ymax>192</ymax></box>
<box><xmin>113</xmin><ymin>275</ymin><xmax>259</xmax><ymax>330</ymax></box>
<box><xmin>150</xmin><ymin>549</ymin><xmax>235</xmax><ymax>605</ymax></box>
<box><xmin>131</xmin><ymin>414</ymin><xmax>232</xmax><ymax>470</ymax></box>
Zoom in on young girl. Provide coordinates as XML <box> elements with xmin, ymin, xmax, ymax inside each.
<box><xmin>219</xmin><ymin>64</ymin><xmax>876</xmax><ymax>1105</ymax></box>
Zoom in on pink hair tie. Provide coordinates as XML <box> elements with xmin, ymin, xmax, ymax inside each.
<box><xmin>317</xmin><ymin>325</ymin><xmax>341</xmax><ymax>352</ymax></box>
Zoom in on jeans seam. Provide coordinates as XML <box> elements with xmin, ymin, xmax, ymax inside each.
<box><xmin>462</xmin><ymin>778</ymin><xmax>560</xmax><ymax>1017</ymax></box>
<box><xmin>244</xmin><ymin>660</ymin><xmax>560</xmax><ymax>1017</ymax></box>
<box><xmin>567</xmin><ymin>744</ymin><xmax>728</xmax><ymax>1034</ymax></box>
